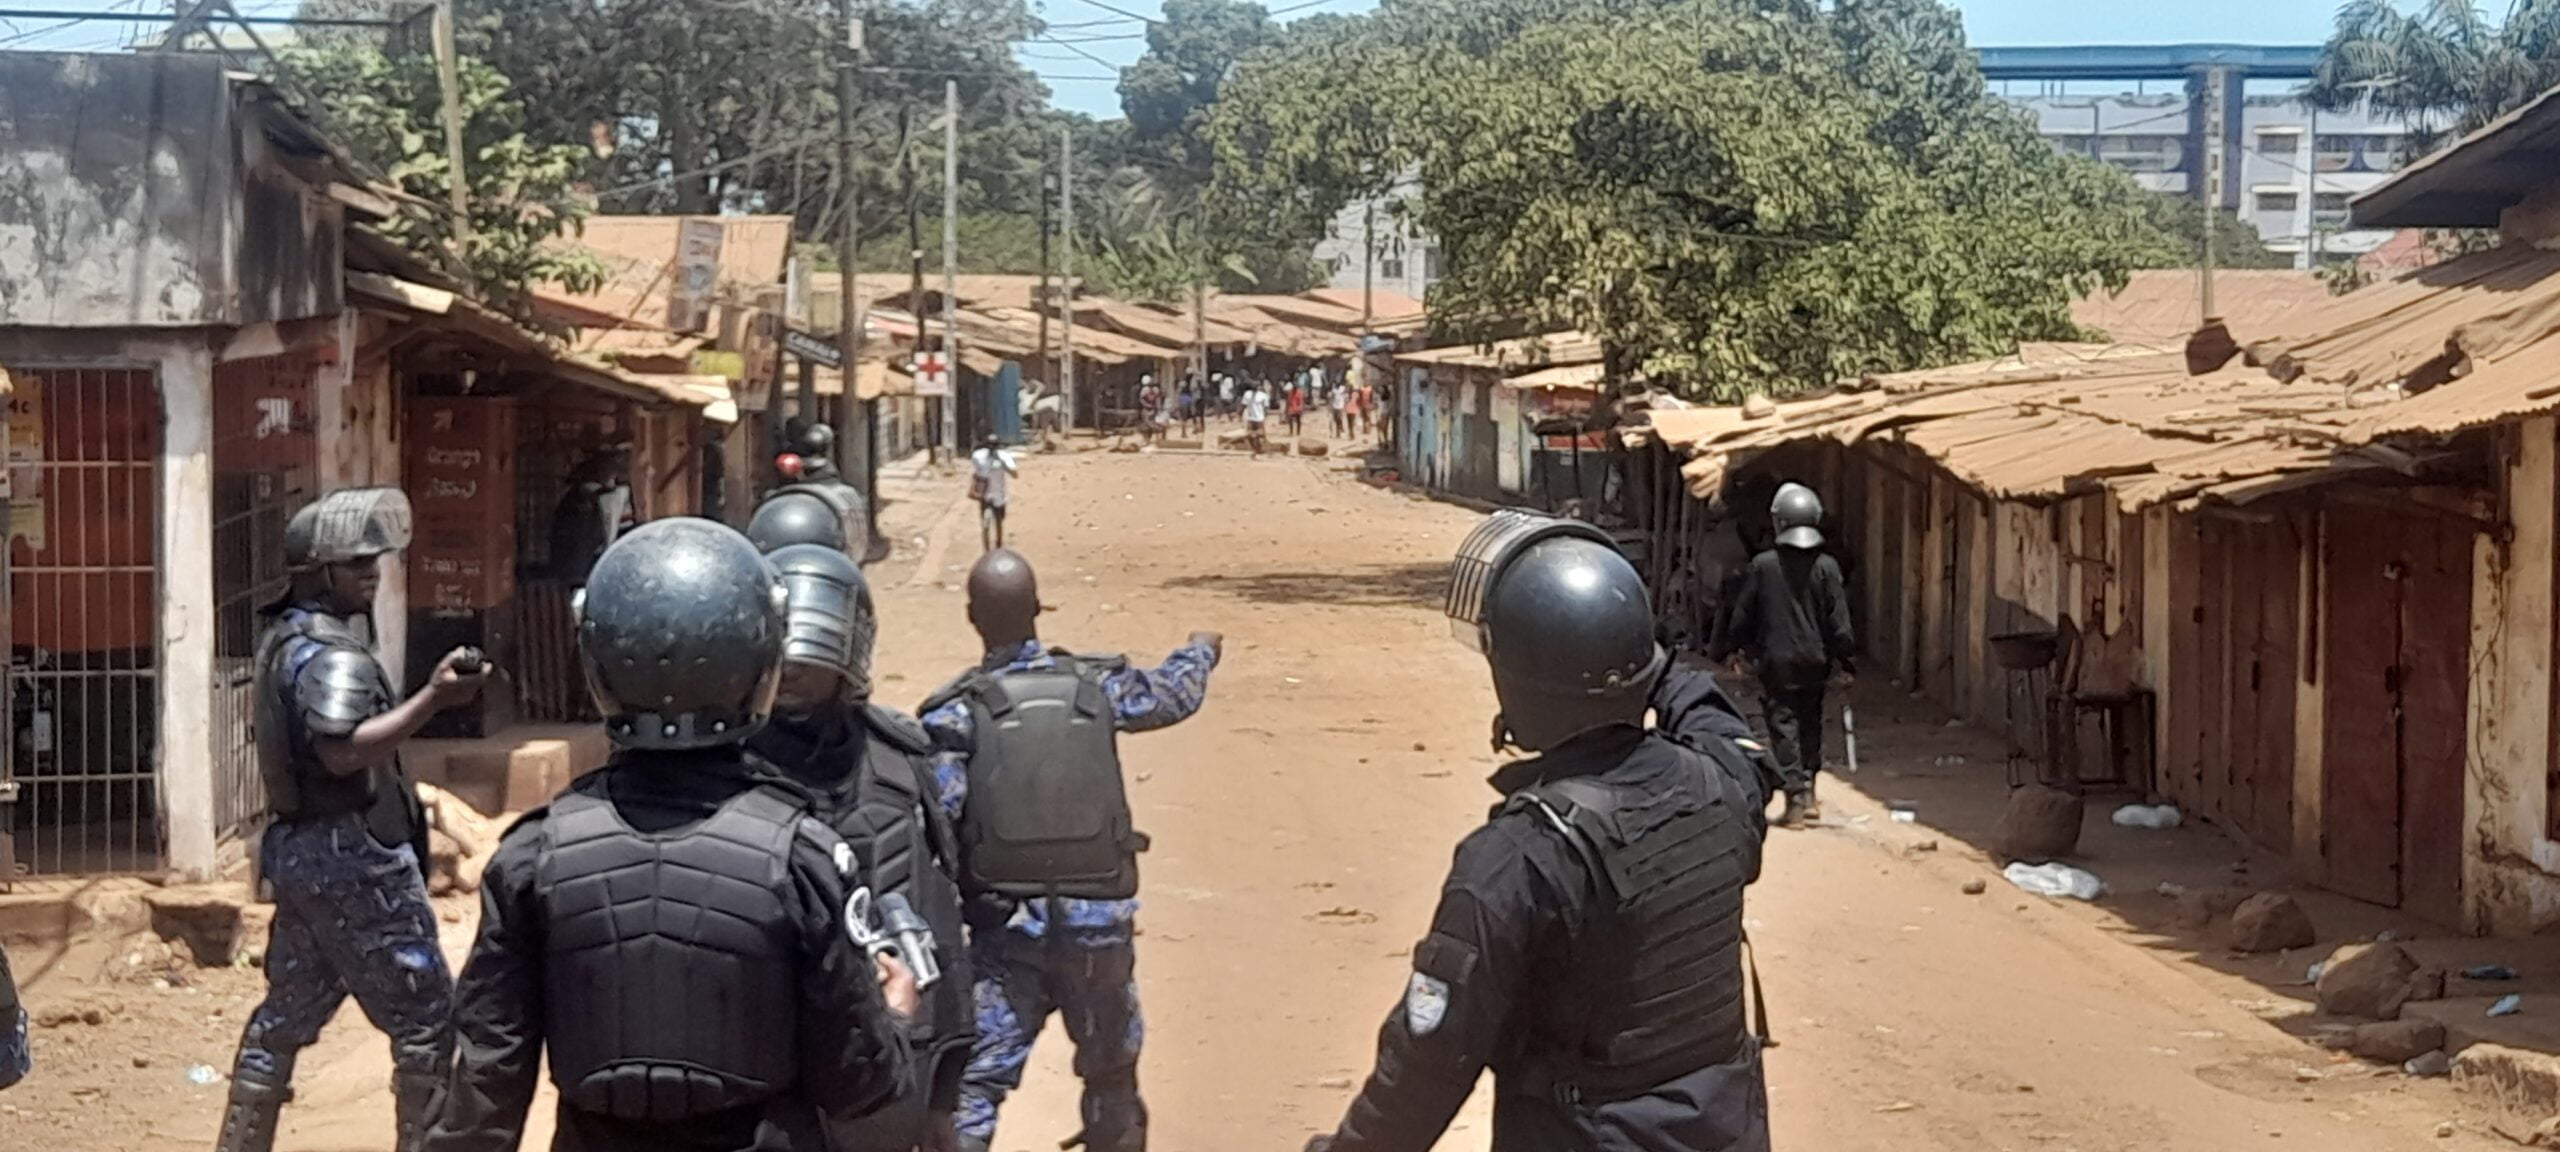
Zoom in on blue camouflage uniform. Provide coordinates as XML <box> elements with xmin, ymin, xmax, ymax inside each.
<box><xmin>221</xmin><ymin>604</ymin><xmax>453</xmax><ymax>1150</ymax></box>
<box><xmin>921</xmin><ymin>639</ymin><xmax>1216</xmax><ymax>1151</ymax></box>
<box><xmin>1</xmin><ymin>941</ymin><xmax>27</xmax><ymax>1090</ymax></box>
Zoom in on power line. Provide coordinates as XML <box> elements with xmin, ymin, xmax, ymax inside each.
<box><xmin>1031</xmin><ymin>34</ymin><xmax>1121</xmax><ymax>72</ymax></box>
<box><xmin>0</xmin><ymin>5</ymin><xmax>412</xmax><ymax>28</ymax></box>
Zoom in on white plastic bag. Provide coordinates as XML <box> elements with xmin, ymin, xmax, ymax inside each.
<box><xmin>2110</xmin><ymin>804</ymin><xmax>2184</xmax><ymax>830</ymax></box>
<box><xmin>2004</xmin><ymin>861</ymin><xmax>2107</xmax><ymax>901</ymax></box>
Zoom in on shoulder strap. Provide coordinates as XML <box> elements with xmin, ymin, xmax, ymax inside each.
<box><xmin>861</xmin><ymin>703</ymin><xmax>935</xmax><ymax>757</ymax></box>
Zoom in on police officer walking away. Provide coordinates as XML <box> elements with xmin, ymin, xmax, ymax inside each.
<box><xmin>425</xmin><ymin>519</ymin><xmax>916</xmax><ymax>1152</ymax></box>
<box><xmin>751</xmin><ymin>541</ymin><xmax>976</xmax><ymax>1151</ymax></box>
<box><xmin>217</xmin><ymin>487</ymin><xmax>492</xmax><ymax>1152</ymax></box>
<box><xmin>1</xmin><ymin>941</ymin><xmax>27</xmax><ymax>1090</ymax></box>
<box><xmin>1306</xmin><ymin>510</ymin><xmax>1774</xmax><ymax>1152</ymax></box>
<box><xmin>919</xmin><ymin>549</ymin><xmax>1222</xmax><ymax>1152</ymax></box>
<box><xmin>1710</xmin><ymin>481</ymin><xmax>1856</xmax><ymax>827</ymax></box>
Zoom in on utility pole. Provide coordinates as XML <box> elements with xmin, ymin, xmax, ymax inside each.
<box><xmin>1059</xmin><ymin>126</ymin><xmax>1077</xmax><ymax>433</ymax></box>
<box><xmin>904</xmin><ymin>101</ymin><xmax>926</xmax><ymax>456</ymax></box>
<box><xmin>1360</xmin><ymin>198</ymin><xmax>1375</xmax><ymax>391</ymax></box>
<box><xmin>2198</xmin><ymin>64</ymin><xmax>2229</xmax><ymax>321</ymax></box>
<box><xmin>432</xmin><ymin>0</ymin><xmax>468</xmax><ymax>240</ymax></box>
<box><xmin>942</xmin><ymin>79</ymin><xmax>962</xmax><ymax>455</ymax></box>
<box><xmin>1036</xmin><ymin>158</ymin><xmax>1053</xmax><ymax>417</ymax></box>
<box><xmin>834</xmin><ymin>0</ymin><xmax>873</xmax><ymax>544</ymax></box>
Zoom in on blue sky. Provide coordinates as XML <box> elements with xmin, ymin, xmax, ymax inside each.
<box><xmin>1020</xmin><ymin>0</ymin><xmax>2354</xmax><ymax>117</ymax></box>
<box><xmin>0</xmin><ymin>0</ymin><xmax>2356</xmax><ymax>117</ymax></box>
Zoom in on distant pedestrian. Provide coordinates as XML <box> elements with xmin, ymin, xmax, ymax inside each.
<box><xmin>1243</xmin><ymin>385</ymin><xmax>1271</xmax><ymax>458</ymax></box>
<box><xmin>1217</xmin><ymin>374</ymin><xmax>1236</xmax><ymax>420</ymax></box>
<box><xmin>1137</xmin><ymin>376</ymin><xmax>1164</xmax><ymax>444</ymax></box>
<box><xmin>1354</xmin><ymin>382</ymin><xmax>1374</xmax><ymax>438</ymax></box>
<box><xmin>972</xmin><ymin>436</ymin><xmax>1021</xmax><ymax>552</ymax></box>
<box><xmin>1285</xmin><ymin>385</ymin><xmax>1306</xmax><ymax>439</ymax></box>
<box><xmin>1328</xmin><ymin>382</ymin><xmax>1349</xmax><ymax>438</ymax></box>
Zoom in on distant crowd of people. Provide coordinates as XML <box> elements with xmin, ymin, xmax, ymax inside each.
<box><xmin>1130</xmin><ymin>367</ymin><xmax>1387</xmax><ymax>457</ymax></box>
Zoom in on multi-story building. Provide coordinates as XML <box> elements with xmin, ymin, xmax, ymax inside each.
<box><xmin>2008</xmin><ymin>91</ymin><xmax>2415</xmax><ymax>262</ymax></box>
<box><xmin>1314</xmin><ymin>176</ymin><xmax>1443</xmax><ymax>303</ymax></box>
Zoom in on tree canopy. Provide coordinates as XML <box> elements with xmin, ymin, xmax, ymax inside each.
<box><xmin>1207</xmin><ymin>0</ymin><xmax>2207</xmax><ymax>400</ymax></box>
<box><xmin>2310</xmin><ymin>0</ymin><xmax>2560</xmax><ymax>148</ymax></box>
<box><xmin>280</xmin><ymin>37</ymin><xmax>605</xmax><ymax>299</ymax></box>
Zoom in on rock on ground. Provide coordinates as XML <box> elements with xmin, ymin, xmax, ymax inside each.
<box><xmin>2225</xmin><ymin>893</ymin><xmax>2316</xmax><ymax>953</ymax></box>
<box><xmin>1992</xmin><ymin>785</ymin><xmax>2084</xmax><ymax>862</ymax></box>
<box><xmin>2318</xmin><ymin>942</ymin><xmax>2423</xmax><ymax>1020</ymax></box>
<box><xmin>2172</xmin><ymin>888</ymin><xmax>2251</xmax><ymax>931</ymax></box>
<box><xmin>2345</xmin><ymin>1018</ymin><xmax>2447</xmax><ymax>1064</ymax></box>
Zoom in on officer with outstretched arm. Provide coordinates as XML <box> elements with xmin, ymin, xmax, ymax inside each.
<box><xmin>1307</xmin><ymin>510</ymin><xmax>1775</xmax><ymax>1152</ymax></box>
<box><xmin>423</xmin><ymin>519</ymin><xmax>914</xmax><ymax>1152</ymax></box>
<box><xmin>750</xmin><ymin>538</ymin><xmax>977</xmax><ymax>1152</ymax></box>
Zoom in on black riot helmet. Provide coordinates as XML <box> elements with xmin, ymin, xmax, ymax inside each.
<box><xmin>747</xmin><ymin>489</ymin><xmax>850</xmax><ymax>553</ymax></box>
<box><xmin>1772</xmin><ymin>482</ymin><xmax>1824</xmax><ymax>549</ymax></box>
<box><xmin>576</xmin><ymin>518</ymin><xmax>789</xmax><ymax>750</ymax></box>
<box><xmin>763</xmin><ymin>542</ymin><xmax>878</xmax><ymax>702</ymax></box>
<box><xmin>1448</xmin><ymin>510</ymin><xmax>1667</xmax><ymax>753</ymax></box>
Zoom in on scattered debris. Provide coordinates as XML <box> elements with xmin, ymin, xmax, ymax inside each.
<box><xmin>2293</xmin><ymin>1067</ymin><xmax>2323</xmax><ymax>1083</ymax></box>
<box><xmin>1962</xmin><ymin>879</ymin><xmax>1989</xmax><ymax>895</ymax></box>
<box><xmin>1317</xmin><ymin>1075</ymin><xmax>1355</xmax><ymax>1090</ymax></box>
<box><xmin>1309</xmin><ymin>906</ymin><xmax>1377</xmax><ymax>926</ymax></box>
<box><xmin>2406</xmin><ymin>1051</ymin><xmax>2452</xmax><ymax>1078</ymax></box>
<box><xmin>1909</xmin><ymin>839</ymin><xmax>1940</xmax><ymax>853</ymax></box>
<box><xmin>2464</xmin><ymin>965</ymin><xmax>2521</xmax><ymax>982</ymax></box>
<box><xmin>2110</xmin><ymin>803</ymin><xmax>2184</xmax><ymax>830</ymax></box>
<box><xmin>2489</xmin><ymin>994</ymin><xmax>2523</xmax><ymax>1018</ymax></box>
<box><xmin>1874</xmin><ymin>1101</ymin><xmax>1918</xmax><ymax>1113</ymax></box>
<box><xmin>2004</xmin><ymin>862</ymin><xmax>2105</xmax><ymax>901</ymax></box>
<box><xmin>186</xmin><ymin>1065</ymin><xmax>222</xmax><ymax>1086</ymax></box>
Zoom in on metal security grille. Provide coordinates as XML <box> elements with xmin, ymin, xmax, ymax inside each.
<box><xmin>5</xmin><ymin>368</ymin><xmax>163</xmax><ymax>878</ymax></box>
<box><xmin>209</xmin><ymin>355</ymin><xmax>317</xmax><ymax>853</ymax></box>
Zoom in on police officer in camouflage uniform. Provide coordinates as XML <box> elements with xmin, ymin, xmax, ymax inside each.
<box><xmin>919</xmin><ymin>550</ymin><xmax>1222</xmax><ymax>1152</ymax></box>
<box><xmin>217</xmin><ymin>487</ymin><xmax>493</xmax><ymax>1152</ymax></box>
<box><xmin>425</xmin><ymin>519</ymin><xmax>914</xmax><ymax>1152</ymax></box>
<box><xmin>1307</xmin><ymin>510</ymin><xmax>1774</xmax><ymax>1152</ymax></box>
<box><xmin>1</xmin><ymin>941</ymin><xmax>27</xmax><ymax>1090</ymax></box>
<box><xmin>750</xmin><ymin>542</ymin><xmax>976</xmax><ymax>1151</ymax></box>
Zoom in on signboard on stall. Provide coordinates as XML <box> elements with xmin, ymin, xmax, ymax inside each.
<box><xmin>7</xmin><ymin>373</ymin><xmax>43</xmax><ymax>548</ymax></box>
<box><xmin>405</xmin><ymin>398</ymin><xmax>519</xmax><ymax>613</ymax></box>
<box><xmin>668</xmin><ymin>218</ymin><xmax>726</xmax><ymax>334</ymax></box>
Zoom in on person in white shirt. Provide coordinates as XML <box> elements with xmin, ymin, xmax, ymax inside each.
<box><xmin>1328</xmin><ymin>381</ymin><xmax>1350</xmax><ymax>438</ymax></box>
<box><xmin>1217</xmin><ymin>374</ymin><xmax>1237</xmax><ymax>420</ymax></box>
<box><xmin>1242</xmin><ymin>385</ymin><xmax>1272</xmax><ymax>458</ymax></box>
<box><xmin>971</xmin><ymin>435</ymin><xmax>1021</xmax><ymax>552</ymax></box>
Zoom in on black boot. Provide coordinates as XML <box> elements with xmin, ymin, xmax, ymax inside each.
<box><xmin>393</xmin><ymin>1071</ymin><xmax>442</xmax><ymax>1152</ymax></box>
<box><xmin>1775</xmin><ymin>789</ymin><xmax>1811</xmax><ymax>829</ymax></box>
<box><xmin>214</xmin><ymin>1073</ymin><xmax>291</xmax><ymax>1152</ymax></box>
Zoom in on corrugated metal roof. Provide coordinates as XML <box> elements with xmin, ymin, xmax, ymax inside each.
<box><xmin>2244</xmin><ymin>245</ymin><xmax>2560</xmax><ymax>388</ymax></box>
<box><xmin>1397</xmin><ymin>331</ymin><xmax>1604</xmax><ymax>370</ymax></box>
<box><xmin>1504</xmin><ymin>363</ymin><xmax>1606</xmax><ymax>391</ymax></box>
<box><xmin>2071</xmin><ymin>269</ymin><xmax>2332</xmax><ymax>348</ymax></box>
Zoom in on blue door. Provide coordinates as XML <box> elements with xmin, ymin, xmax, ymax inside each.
<box><xmin>990</xmin><ymin>362</ymin><xmax>1024</xmax><ymax>445</ymax></box>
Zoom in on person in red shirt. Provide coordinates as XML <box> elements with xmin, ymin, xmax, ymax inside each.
<box><xmin>1285</xmin><ymin>385</ymin><xmax>1306</xmax><ymax>439</ymax></box>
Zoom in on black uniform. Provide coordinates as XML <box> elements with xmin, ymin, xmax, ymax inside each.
<box><xmin>1310</xmin><ymin>664</ymin><xmax>1772</xmax><ymax>1152</ymax></box>
<box><xmin>1</xmin><ymin>941</ymin><xmax>27</xmax><ymax>1089</ymax></box>
<box><xmin>424</xmin><ymin>749</ymin><xmax>910</xmax><ymax>1152</ymax></box>
<box><xmin>751</xmin><ymin>703</ymin><xmax>975</xmax><ymax>1149</ymax></box>
<box><xmin>1711</xmin><ymin>546</ymin><xmax>1856</xmax><ymax>798</ymax></box>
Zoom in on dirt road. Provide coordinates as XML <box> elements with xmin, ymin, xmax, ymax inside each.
<box><xmin>0</xmin><ymin>449</ymin><xmax>2504</xmax><ymax>1151</ymax></box>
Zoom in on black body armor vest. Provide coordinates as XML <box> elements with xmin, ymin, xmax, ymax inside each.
<box><xmin>536</xmin><ymin>781</ymin><xmax>810</xmax><ymax>1121</ymax></box>
<box><xmin>252</xmin><ymin>609</ymin><xmax>391</xmax><ymax>822</ymax></box>
<box><xmin>931</xmin><ymin>655</ymin><xmax>1139</xmax><ymax>900</ymax></box>
<box><xmin>1504</xmin><ymin>753</ymin><xmax>1753</xmax><ymax>1103</ymax></box>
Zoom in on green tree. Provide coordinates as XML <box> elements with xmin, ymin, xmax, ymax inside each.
<box><xmin>2310</xmin><ymin>0</ymin><xmax>2560</xmax><ymax>146</ymax></box>
<box><xmin>1208</xmin><ymin>0</ymin><xmax>2188</xmax><ymax>399</ymax></box>
<box><xmin>280</xmin><ymin>39</ymin><xmax>605</xmax><ymax>298</ymax></box>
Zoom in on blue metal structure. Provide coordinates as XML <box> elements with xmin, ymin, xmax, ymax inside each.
<box><xmin>1973</xmin><ymin>44</ymin><xmax>2323</xmax><ymax>82</ymax></box>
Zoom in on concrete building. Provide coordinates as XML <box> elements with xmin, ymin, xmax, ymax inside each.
<box><xmin>1980</xmin><ymin>44</ymin><xmax>2424</xmax><ymax>265</ymax></box>
<box><xmin>1314</xmin><ymin>177</ymin><xmax>1442</xmax><ymax>305</ymax></box>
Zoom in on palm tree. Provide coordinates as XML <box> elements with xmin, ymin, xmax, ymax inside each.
<box><xmin>2311</xmin><ymin>0</ymin><xmax>2560</xmax><ymax>151</ymax></box>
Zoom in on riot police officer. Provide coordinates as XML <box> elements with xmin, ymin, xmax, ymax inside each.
<box><xmin>1306</xmin><ymin>510</ymin><xmax>1774</xmax><ymax>1152</ymax></box>
<box><xmin>425</xmin><ymin>519</ymin><xmax>915</xmax><ymax>1152</ymax></box>
<box><xmin>217</xmin><ymin>487</ymin><xmax>491</xmax><ymax>1152</ymax></box>
<box><xmin>1710</xmin><ymin>481</ymin><xmax>1856</xmax><ymax>827</ymax></box>
<box><xmin>1</xmin><ymin>941</ymin><xmax>27</xmax><ymax>1090</ymax></box>
<box><xmin>750</xmin><ymin>542</ymin><xmax>975</xmax><ymax>1151</ymax></box>
<box><xmin>747</xmin><ymin>486</ymin><xmax>857</xmax><ymax>555</ymax></box>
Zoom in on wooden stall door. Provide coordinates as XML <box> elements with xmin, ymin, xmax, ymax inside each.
<box><xmin>2222</xmin><ymin>515</ymin><xmax>2300</xmax><ymax>855</ymax></box>
<box><xmin>2320</xmin><ymin>504</ymin><xmax>2473</xmax><ymax>922</ymax></box>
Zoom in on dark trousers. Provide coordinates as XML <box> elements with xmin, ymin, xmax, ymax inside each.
<box><xmin>1760</xmin><ymin>683</ymin><xmax>1828</xmax><ymax>797</ymax></box>
<box><xmin>230</xmin><ymin>814</ymin><xmax>452</xmax><ymax>1094</ymax></box>
<box><xmin>959</xmin><ymin>931</ymin><xmax>1146</xmax><ymax>1152</ymax></box>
